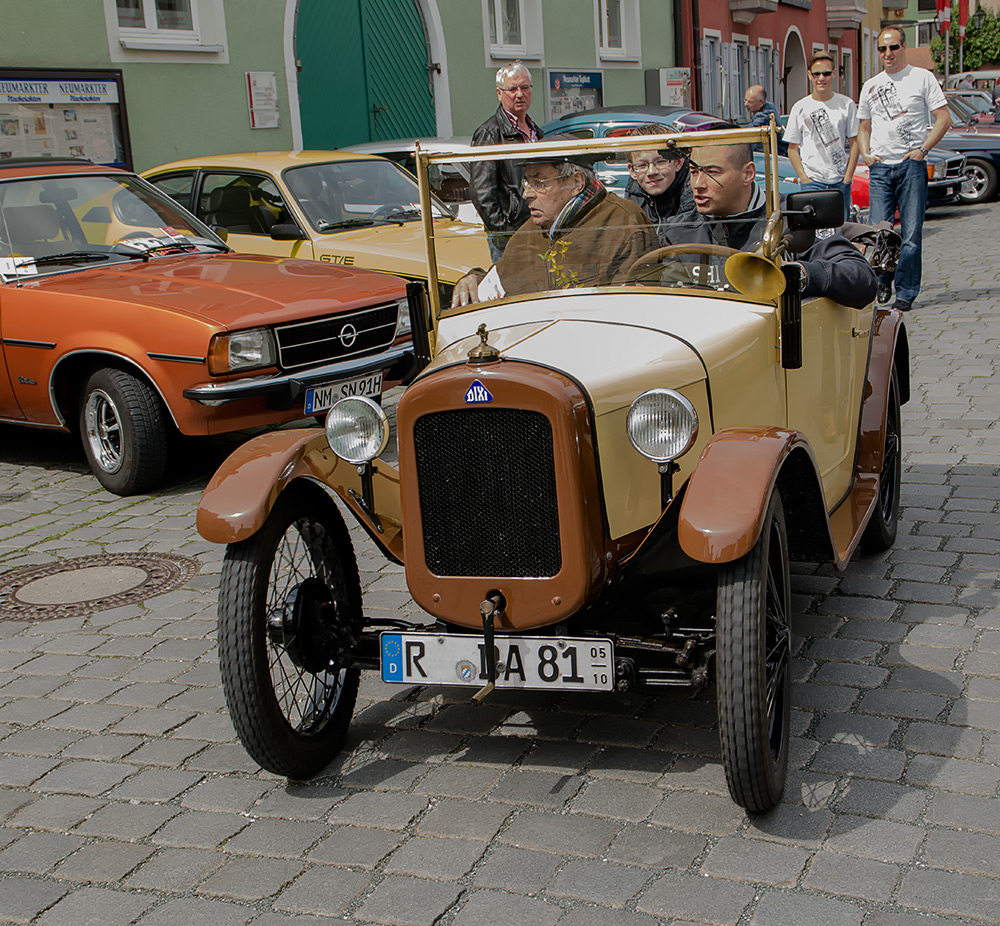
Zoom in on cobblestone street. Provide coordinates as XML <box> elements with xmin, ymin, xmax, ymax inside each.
<box><xmin>1</xmin><ymin>199</ymin><xmax>999</xmax><ymax>926</ymax></box>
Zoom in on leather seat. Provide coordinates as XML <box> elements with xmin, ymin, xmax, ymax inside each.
<box><xmin>204</xmin><ymin>186</ymin><xmax>254</xmax><ymax>233</ymax></box>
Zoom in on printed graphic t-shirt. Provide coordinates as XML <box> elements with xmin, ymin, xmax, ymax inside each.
<box><xmin>784</xmin><ymin>93</ymin><xmax>860</xmax><ymax>183</ymax></box>
<box><xmin>858</xmin><ymin>65</ymin><xmax>947</xmax><ymax>162</ymax></box>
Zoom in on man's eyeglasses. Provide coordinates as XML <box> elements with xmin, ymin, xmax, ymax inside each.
<box><xmin>501</xmin><ymin>84</ymin><xmax>532</xmax><ymax>94</ymax></box>
<box><xmin>877</xmin><ymin>43</ymin><xmax>901</xmax><ymax>53</ymax></box>
<box><xmin>521</xmin><ymin>175</ymin><xmax>562</xmax><ymax>193</ymax></box>
<box><xmin>629</xmin><ymin>157</ymin><xmax>673</xmax><ymax>174</ymax></box>
<box><xmin>810</xmin><ymin>70</ymin><xmax>834</xmax><ymax>77</ymax></box>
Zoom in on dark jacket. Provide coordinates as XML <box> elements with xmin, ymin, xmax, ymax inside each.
<box><xmin>661</xmin><ymin>195</ymin><xmax>877</xmax><ymax>308</ymax></box>
<box><xmin>623</xmin><ymin>163</ymin><xmax>695</xmax><ymax>236</ymax></box>
<box><xmin>470</xmin><ymin>106</ymin><xmax>543</xmax><ymax>233</ymax></box>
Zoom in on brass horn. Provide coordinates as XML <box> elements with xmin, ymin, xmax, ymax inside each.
<box><xmin>724</xmin><ymin>211</ymin><xmax>788</xmax><ymax>301</ymax></box>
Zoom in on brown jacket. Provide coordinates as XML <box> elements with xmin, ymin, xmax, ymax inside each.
<box><xmin>496</xmin><ymin>188</ymin><xmax>656</xmax><ymax>296</ymax></box>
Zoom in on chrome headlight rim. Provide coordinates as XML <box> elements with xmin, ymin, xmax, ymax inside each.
<box><xmin>324</xmin><ymin>395</ymin><xmax>389</xmax><ymax>465</ymax></box>
<box><xmin>207</xmin><ymin>326</ymin><xmax>277</xmax><ymax>375</ymax></box>
<box><xmin>626</xmin><ymin>388</ymin><xmax>699</xmax><ymax>464</ymax></box>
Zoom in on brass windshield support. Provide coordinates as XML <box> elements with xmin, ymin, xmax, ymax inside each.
<box><xmin>414</xmin><ymin>141</ymin><xmax>440</xmax><ymax>355</ymax></box>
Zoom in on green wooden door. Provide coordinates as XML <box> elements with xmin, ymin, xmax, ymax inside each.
<box><xmin>298</xmin><ymin>0</ymin><xmax>436</xmax><ymax>148</ymax></box>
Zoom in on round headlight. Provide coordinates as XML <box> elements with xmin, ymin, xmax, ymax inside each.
<box><xmin>626</xmin><ymin>389</ymin><xmax>699</xmax><ymax>463</ymax></box>
<box><xmin>325</xmin><ymin>396</ymin><xmax>389</xmax><ymax>464</ymax></box>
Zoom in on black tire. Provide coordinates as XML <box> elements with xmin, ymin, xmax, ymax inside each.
<box><xmin>716</xmin><ymin>491</ymin><xmax>791</xmax><ymax>813</ymax></box>
<box><xmin>218</xmin><ymin>483</ymin><xmax>362</xmax><ymax>778</ymax></box>
<box><xmin>79</xmin><ymin>367</ymin><xmax>169</xmax><ymax>495</ymax></box>
<box><xmin>861</xmin><ymin>369</ymin><xmax>902</xmax><ymax>552</ymax></box>
<box><xmin>959</xmin><ymin>158</ymin><xmax>997</xmax><ymax>204</ymax></box>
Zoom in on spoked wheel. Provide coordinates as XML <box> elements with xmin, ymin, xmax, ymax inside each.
<box><xmin>861</xmin><ymin>368</ymin><xmax>902</xmax><ymax>552</ymax></box>
<box><xmin>716</xmin><ymin>491</ymin><xmax>791</xmax><ymax>813</ymax></box>
<box><xmin>218</xmin><ymin>483</ymin><xmax>363</xmax><ymax>778</ymax></box>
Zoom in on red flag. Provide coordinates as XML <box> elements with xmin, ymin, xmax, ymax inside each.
<box><xmin>938</xmin><ymin>0</ymin><xmax>951</xmax><ymax>33</ymax></box>
<box><xmin>959</xmin><ymin>0</ymin><xmax>969</xmax><ymax>39</ymax></box>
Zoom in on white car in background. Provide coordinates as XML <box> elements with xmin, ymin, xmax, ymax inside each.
<box><xmin>341</xmin><ymin>137</ymin><xmax>482</xmax><ymax>225</ymax></box>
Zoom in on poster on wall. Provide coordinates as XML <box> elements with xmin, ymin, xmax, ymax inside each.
<box><xmin>547</xmin><ymin>71</ymin><xmax>603</xmax><ymax>122</ymax></box>
<box><xmin>0</xmin><ymin>74</ymin><xmax>128</xmax><ymax>166</ymax></box>
<box><xmin>246</xmin><ymin>71</ymin><xmax>280</xmax><ymax>129</ymax></box>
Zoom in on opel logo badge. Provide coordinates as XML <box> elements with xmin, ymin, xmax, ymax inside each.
<box><xmin>339</xmin><ymin>323</ymin><xmax>358</xmax><ymax>348</ymax></box>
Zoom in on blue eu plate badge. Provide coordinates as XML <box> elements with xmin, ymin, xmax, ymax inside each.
<box><xmin>465</xmin><ymin>380</ymin><xmax>493</xmax><ymax>404</ymax></box>
<box><xmin>381</xmin><ymin>634</ymin><xmax>403</xmax><ymax>681</ymax></box>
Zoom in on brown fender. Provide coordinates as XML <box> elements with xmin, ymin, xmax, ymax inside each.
<box><xmin>678</xmin><ymin>427</ymin><xmax>821</xmax><ymax>564</ymax></box>
<box><xmin>196</xmin><ymin>427</ymin><xmax>403</xmax><ymax>560</ymax></box>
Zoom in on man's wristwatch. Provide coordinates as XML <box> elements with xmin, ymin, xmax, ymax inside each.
<box><xmin>918</xmin><ymin>145</ymin><xmax>929</xmax><ymax>155</ymax></box>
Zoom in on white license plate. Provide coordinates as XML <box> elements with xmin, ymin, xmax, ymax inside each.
<box><xmin>380</xmin><ymin>632</ymin><xmax>614</xmax><ymax>691</ymax></box>
<box><xmin>304</xmin><ymin>371</ymin><xmax>383</xmax><ymax>415</ymax></box>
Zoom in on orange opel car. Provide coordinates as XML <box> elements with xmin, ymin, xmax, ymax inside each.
<box><xmin>0</xmin><ymin>158</ymin><xmax>411</xmax><ymax>495</ymax></box>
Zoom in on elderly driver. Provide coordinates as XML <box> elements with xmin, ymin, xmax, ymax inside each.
<box><xmin>452</xmin><ymin>142</ymin><xmax>656</xmax><ymax>307</ymax></box>
<box><xmin>659</xmin><ymin>142</ymin><xmax>877</xmax><ymax>308</ymax></box>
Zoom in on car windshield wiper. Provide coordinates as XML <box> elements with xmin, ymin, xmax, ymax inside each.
<box><xmin>317</xmin><ymin>218</ymin><xmax>376</xmax><ymax>231</ymax></box>
<box><xmin>28</xmin><ymin>250</ymin><xmax>136</xmax><ymax>266</ymax></box>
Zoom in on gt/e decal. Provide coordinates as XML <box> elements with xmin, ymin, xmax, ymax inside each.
<box><xmin>319</xmin><ymin>254</ymin><xmax>355</xmax><ymax>264</ymax></box>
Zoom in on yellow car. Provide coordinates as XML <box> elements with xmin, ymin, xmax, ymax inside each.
<box><xmin>142</xmin><ymin>151</ymin><xmax>489</xmax><ymax>293</ymax></box>
<box><xmin>196</xmin><ymin>130</ymin><xmax>906</xmax><ymax>814</ymax></box>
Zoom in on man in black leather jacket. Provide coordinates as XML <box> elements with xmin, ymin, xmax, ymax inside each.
<box><xmin>660</xmin><ymin>142</ymin><xmax>877</xmax><ymax>308</ymax></box>
<box><xmin>470</xmin><ymin>61</ymin><xmax>544</xmax><ymax>261</ymax></box>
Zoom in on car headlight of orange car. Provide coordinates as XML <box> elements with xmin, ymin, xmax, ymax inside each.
<box><xmin>626</xmin><ymin>388</ymin><xmax>699</xmax><ymax>463</ymax></box>
<box><xmin>207</xmin><ymin>327</ymin><xmax>277</xmax><ymax>374</ymax></box>
<box><xmin>394</xmin><ymin>297</ymin><xmax>412</xmax><ymax>338</ymax></box>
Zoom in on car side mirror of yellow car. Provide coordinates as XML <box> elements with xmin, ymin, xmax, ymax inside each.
<box><xmin>270</xmin><ymin>224</ymin><xmax>307</xmax><ymax>241</ymax></box>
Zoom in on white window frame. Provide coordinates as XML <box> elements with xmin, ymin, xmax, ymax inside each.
<box><xmin>595</xmin><ymin>0</ymin><xmax>641</xmax><ymax>64</ymax></box>
<box><xmin>757</xmin><ymin>39</ymin><xmax>778</xmax><ymax>106</ymax></box>
<box><xmin>117</xmin><ymin>0</ymin><xmax>201</xmax><ymax>47</ymax></box>
<box><xmin>701</xmin><ymin>29</ymin><xmax>724</xmax><ymax>118</ymax></box>
<box><xmin>733</xmin><ymin>34</ymin><xmax>751</xmax><ymax>108</ymax></box>
<box><xmin>104</xmin><ymin>0</ymin><xmax>226</xmax><ymax>57</ymax></box>
<box><xmin>483</xmin><ymin>0</ymin><xmax>543</xmax><ymax>62</ymax></box>
<box><xmin>841</xmin><ymin>47</ymin><xmax>853</xmax><ymax>99</ymax></box>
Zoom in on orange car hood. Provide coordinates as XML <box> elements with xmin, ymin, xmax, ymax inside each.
<box><xmin>24</xmin><ymin>253</ymin><xmax>405</xmax><ymax>329</ymax></box>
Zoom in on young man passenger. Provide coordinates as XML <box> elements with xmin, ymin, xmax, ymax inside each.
<box><xmin>622</xmin><ymin>123</ymin><xmax>694</xmax><ymax>238</ymax></box>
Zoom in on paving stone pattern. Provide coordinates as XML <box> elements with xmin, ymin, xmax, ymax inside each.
<box><xmin>1</xmin><ymin>201</ymin><xmax>999</xmax><ymax>924</ymax></box>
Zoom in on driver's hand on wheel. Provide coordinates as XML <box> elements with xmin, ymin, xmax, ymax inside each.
<box><xmin>451</xmin><ymin>269</ymin><xmax>486</xmax><ymax>308</ymax></box>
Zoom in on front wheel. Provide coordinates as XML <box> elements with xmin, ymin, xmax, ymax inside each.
<box><xmin>716</xmin><ymin>491</ymin><xmax>791</xmax><ymax>813</ymax></box>
<box><xmin>959</xmin><ymin>158</ymin><xmax>998</xmax><ymax>204</ymax></box>
<box><xmin>79</xmin><ymin>367</ymin><xmax>169</xmax><ymax>495</ymax></box>
<box><xmin>218</xmin><ymin>483</ymin><xmax>362</xmax><ymax>778</ymax></box>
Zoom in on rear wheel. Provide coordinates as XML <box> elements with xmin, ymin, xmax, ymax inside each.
<box><xmin>861</xmin><ymin>368</ymin><xmax>901</xmax><ymax>552</ymax></box>
<box><xmin>716</xmin><ymin>491</ymin><xmax>791</xmax><ymax>813</ymax></box>
<box><xmin>79</xmin><ymin>367</ymin><xmax>169</xmax><ymax>495</ymax></box>
<box><xmin>959</xmin><ymin>158</ymin><xmax>997</xmax><ymax>204</ymax></box>
<box><xmin>218</xmin><ymin>484</ymin><xmax>362</xmax><ymax>778</ymax></box>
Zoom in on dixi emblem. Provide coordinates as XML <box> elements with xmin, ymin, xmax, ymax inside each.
<box><xmin>339</xmin><ymin>323</ymin><xmax>358</xmax><ymax>347</ymax></box>
<box><xmin>465</xmin><ymin>379</ymin><xmax>493</xmax><ymax>404</ymax></box>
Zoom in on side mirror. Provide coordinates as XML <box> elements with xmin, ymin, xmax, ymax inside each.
<box><xmin>783</xmin><ymin>190</ymin><xmax>844</xmax><ymax>231</ymax></box>
<box><xmin>269</xmin><ymin>223</ymin><xmax>307</xmax><ymax>241</ymax></box>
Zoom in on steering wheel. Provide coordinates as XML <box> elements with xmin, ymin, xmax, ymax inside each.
<box><xmin>622</xmin><ymin>243</ymin><xmax>742</xmax><ymax>284</ymax></box>
<box><xmin>370</xmin><ymin>203</ymin><xmax>409</xmax><ymax>222</ymax></box>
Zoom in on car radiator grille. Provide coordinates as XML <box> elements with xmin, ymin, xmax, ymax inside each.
<box><xmin>413</xmin><ymin>408</ymin><xmax>562</xmax><ymax>577</ymax></box>
<box><xmin>944</xmin><ymin>158</ymin><xmax>966</xmax><ymax>180</ymax></box>
<box><xmin>273</xmin><ymin>303</ymin><xmax>398</xmax><ymax>369</ymax></box>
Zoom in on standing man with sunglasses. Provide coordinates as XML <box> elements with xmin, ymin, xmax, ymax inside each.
<box><xmin>858</xmin><ymin>27</ymin><xmax>950</xmax><ymax>311</ymax></box>
<box><xmin>470</xmin><ymin>61</ymin><xmax>544</xmax><ymax>261</ymax></box>
<box><xmin>784</xmin><ymin>53</ymin><xmax>859</xmax><ymax>223</ymax></box>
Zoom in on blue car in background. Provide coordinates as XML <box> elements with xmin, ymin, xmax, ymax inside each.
<box><xmin>541</xmin><ymin>104</ymin><xmax>803</xmax><ymax>199</ymax></box>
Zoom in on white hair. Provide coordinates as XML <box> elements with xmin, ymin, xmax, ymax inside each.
<box><xmin>495</xmin><ymin>61</ymin><xmax>531</xmax><ymax>89</ymax></box>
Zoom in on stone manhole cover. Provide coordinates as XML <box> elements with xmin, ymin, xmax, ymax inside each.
<box><xmin>0</xmin><ymin>553</ymin><xmax>199</xmax><ymax>621</ymax></box>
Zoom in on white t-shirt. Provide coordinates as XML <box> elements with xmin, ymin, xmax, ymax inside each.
<box><xmin>858</xmin><ymin>65</ymin><xmax>947</xmax><ymax>162</ymax></box>
<box><xmin>783</xmin><ymin>93</ymin><xmax>859</xmax><ymax>183</ymax></box>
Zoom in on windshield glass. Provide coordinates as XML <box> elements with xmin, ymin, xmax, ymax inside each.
<box><xmin>0</xmin><ymin>173</ymin><xmax>224</xmax><ymax>279</ymax></box>
<box><xmin>284</xmin><ymin>159</ymin><xmax>453</xmax><ymax>232</ymax></box>
<box><xmin>429</xmin><ymin>135</ymin><xmax>782</xmax><ymax>312</ymax></box>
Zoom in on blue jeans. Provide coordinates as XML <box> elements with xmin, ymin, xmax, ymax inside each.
<box><xmin>867</xmin><ymin>159</ymin><xmax>928</xmax><ymax>304</ymax></box>
<box><xmin>487</xmin><ymin>232</ymin><xmax>508</xmax><ymax>263</ymax></box>
<box><xmin>800</xmin><ymin>180</ymin><xmax>852</xmax><ymax>223</ymax></box>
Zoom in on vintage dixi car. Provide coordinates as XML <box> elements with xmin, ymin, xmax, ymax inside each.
<box><xmin>197</xmin><ymin>128</ymin><xmax>907</xmax><ymax>813</ymax></box>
